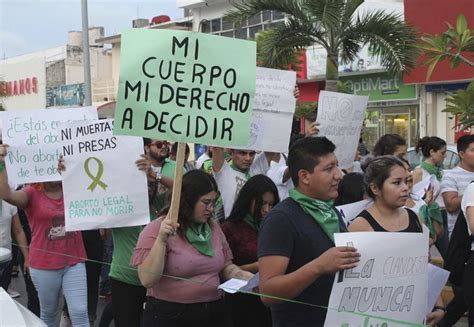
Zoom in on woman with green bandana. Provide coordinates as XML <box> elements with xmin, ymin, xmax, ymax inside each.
<box><xmin>131</xmin><ymin>170</ymin><xmax>253</xmax><ymax>327</ymax></box>
<box><xmin>412</xmin><ymin>136</ymin><xmax>447</xmax><ymax>243</ymax></box>
<box><xmin>222</xmin><ymin>174</ymin><xmax>280</xmax><ymax>327</ymax></box>
<box><xmin>349</xmin><ymin>156</ymin><xmax>445</xmax><ymax>326</ymax></box>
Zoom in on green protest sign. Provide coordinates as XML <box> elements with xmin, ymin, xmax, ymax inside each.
<box><xmin>113</xmin><ymin>29</ymin><xmax>256</xmax><ymax>147</ymax></box>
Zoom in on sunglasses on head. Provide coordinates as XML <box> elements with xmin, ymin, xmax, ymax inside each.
<box><xmin>150</xmin><ymin>141</ymin><xmax>169</xmax><ymax>149</ymax></box>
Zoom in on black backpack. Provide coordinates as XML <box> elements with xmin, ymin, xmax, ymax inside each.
<box><xmin>444</xmin><ymin>210</ymin><xmax>474</xmax><ymax>286</ymax></box>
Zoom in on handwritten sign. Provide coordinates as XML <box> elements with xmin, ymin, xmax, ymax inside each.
<box><xmin>60</xmin><ymin>119</ymin><xmax>149</xmax><ymax>231</ymax></box>
<box><xmin>232</xmin><ymin>67</ymin><xmax>296</xmax><ymax>152</ymax></box>
<box><xmin>317</xmin><ymin>91</ymin><xmax>368</xmax><ymax>169</ymax></box>
<box><xmin>0</xmin><ymin>107</ymin><xmax>97</xmax><ymax>184</ymax></box>
<box><xmin>325</xmin><ymin>231</ymin><xmax>429</xmax><ymax>326</ymax></box>
<box><xmin>113</xmin><ymin>29</ymin><xmax>256</xmax><ymax>147</ymax></box>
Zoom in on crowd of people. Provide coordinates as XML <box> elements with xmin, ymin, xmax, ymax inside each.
<box><xmin>0</xmin><ymin>127</ymin><xmax>473</xmax><ymax>327</ymax></box>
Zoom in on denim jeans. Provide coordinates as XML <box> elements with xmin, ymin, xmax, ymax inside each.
<box><xmin>30</xmin><ymin>262</ymin><xmax>89</xmax><ymax>327</ymax></box>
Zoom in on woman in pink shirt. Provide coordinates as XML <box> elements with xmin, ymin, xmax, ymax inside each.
<box><xmin>0</xmin><ymin>145</ymin><xmax>88</xmax><ymax>327</ymax></box>
<box><xmin>132</xmin><ymin>170</ymin><xmax>253</xmax><ymax>327</ymax></box>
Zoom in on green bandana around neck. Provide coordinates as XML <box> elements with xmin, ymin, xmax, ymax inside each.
<box><xmin>243</xmin><ymin>214</ymin><xmax>260</xmax><ymax>232</ymax></box>
<box><xmin>420</xmin><ymin>160</ymin><xmax>443</xmax><ymax>181</ymax></box>
<box><xmin>230</xmin><ymin>163</ymin><xmax>251</xmax><ymax>180</ymax></box>
<box><xmin>289</xmin><ymin>188</ymin><xmax>340</xmax><ymax>242</ymax></box>
<box><xmin>184</xmin><ymin>223</ymin><xmax>215</xmax><ymax>257</ymax></box>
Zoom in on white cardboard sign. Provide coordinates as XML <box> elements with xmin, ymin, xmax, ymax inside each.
<box><xmin>325</xmin><ymin>231</ymin><xmax>429</xmax><ymax>326</ymax></box>
<box><xmin>317</xmin><ymin>91</ymin><xmax>368</xmax><ymax>169</ymax></box>
<box><xmin>336</xmin><ymin>199</ymin><xmax>372</xmax><ymax>226</ymax></box>
<box><xmin>1</xmin><ymin>107</ymin><xmax>97</xmax><ymax>184</ymax></box>
<box><xmin>234</xmin><ymin>67</ymin><xmax>296</xmax><ymax>152</ymax></box>
<box><xmin>60</xmin><ymin>119</ymin><xmax>150</xmax><ymax>231</ymax></box>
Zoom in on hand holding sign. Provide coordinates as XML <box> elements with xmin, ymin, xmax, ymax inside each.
<box><xmin>315</xmin><ymin>246</ymin><xmax>361</xmax><ymax>274</ymax></box>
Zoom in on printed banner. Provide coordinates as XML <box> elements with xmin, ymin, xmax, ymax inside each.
<box><xmin>60</xmin><ymin>119</ymin><xmax>149</xmax><ymax>231</ymax></box>
<box><xmin>113</xmin><ymin>29</ymin><xmax>256</xmax><ymax>147</ymax></box>
<box><xmin>325</xmin><ymin>231</ymin><xmax>429</xmax><ymax>326</ymax></box>
<box><xmin>317</xmin><ymin>91</ymin><xmax>368</xmax><ymax>169</ymax></box>
<box><xmin>1</xmin><ymin>107</ymin><xmax>97</xmax><ymax>185</ymax></box>
<box><xmin>233</xmin><ymin>67</ymin><xmax>296</xmax><ymax>152</ymax></box>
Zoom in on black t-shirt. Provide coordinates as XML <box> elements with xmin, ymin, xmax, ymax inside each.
<box><xmin>258</xmin><ymin>198</ymin><xmax>347</xmax><ymax>327</ymax></box>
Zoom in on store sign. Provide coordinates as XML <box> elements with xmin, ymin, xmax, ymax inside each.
<box><xmin>341</xmin><ymin>73</ymin><xmax>417</xmax><ymax>101</ymax></box>
<box><xmin>46</xmin><ymin>83</ymin><xmax>85</xmax><ymax>107</ymax></box>
<box><xmin>0</xmin><ymin>78</ymin><xmax>39</xmax><ymax>97</ymax></box>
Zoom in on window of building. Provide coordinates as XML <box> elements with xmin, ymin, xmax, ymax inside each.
<box><xmin>211</xmin><ymin>18</ymin><xmax>221</xmax><ymax>33</ymax></box>
<box><xmin>203</xmin><ymin>10</ymin><xmax>286</xmax><ymax>40</ymax></box>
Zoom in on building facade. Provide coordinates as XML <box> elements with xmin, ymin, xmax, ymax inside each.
<box><xmin>0</xmin><ymin>27</ymin><xmax>113</xmax><ymax>111</ymax></box>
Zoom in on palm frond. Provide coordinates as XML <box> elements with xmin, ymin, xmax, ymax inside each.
<box><xmin>256</xmin><ymin>19</ymin><xmax>317</xmax><ymax>68</ymax></box>
<box><xmin>350</xmin><ymin>9</ymin><xmax>419</xmax><ymax>73</ymax></box>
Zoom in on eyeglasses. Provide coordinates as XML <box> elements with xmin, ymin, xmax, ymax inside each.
<box><xmin>149</xmin><ymin>141</ymin><xmax>169</xmax><ymax>149</ymax></box>
<box><xmin>200</xmin><ymin>199</ymin><xmax>217</xmax><ymax>209</ymax></box>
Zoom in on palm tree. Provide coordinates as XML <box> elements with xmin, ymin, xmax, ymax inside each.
<box><xmin>226</xmin><ymin>0</ymin><xmax>419</xmax><ymax>91</ymax></box>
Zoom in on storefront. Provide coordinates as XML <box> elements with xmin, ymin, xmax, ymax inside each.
<box><xmin>341</xmin><ymin>72</ymin><xmax>419</xmax><ymax>151</ymax></box>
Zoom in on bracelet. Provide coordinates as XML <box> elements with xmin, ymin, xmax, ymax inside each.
<box><xmin>0</xmin><ymin>161</ymin><xmax>5</xmax><ymax>172</ymax></box>
<box><xmin>432</xmin><ymin>306</ymin><xmax>446</xmax><ymax>313</ymax></box>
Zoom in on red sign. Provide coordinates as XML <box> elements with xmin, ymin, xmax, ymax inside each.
<box><xmin>454</xmin><ymin>115</ymin><xmax>471</xmax><ymax>142</ymax></box>
<box><xmin>0</xmin><ymin>77</ymin><xmax>38</xmax><ymax>97</ymax></box>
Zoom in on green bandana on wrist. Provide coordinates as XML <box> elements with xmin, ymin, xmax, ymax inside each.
<box><xmin>289</xmin><ymin>188</ymin><xmax>340</xmax><ymax>242</ymax></box>
<box><xmin>419</xmin><ymin>202</ymin><xmax>443</xmax><ymax>238</ymax></box>
<box><xmin>184</xmin><ymin>223</ymin><xmax>215</xmax><ymax>257</ymax></box>
<box><xmin>243</xmin><ymin>214</ymin><xmax>260</xmax><ymax>232</ymax></box>
<box><xmin>420</xmin><ymin>160</ymin><xmax>443</xmax><ymax>181</ymax></box>
<box><xmin>0</xmin><ymin>161</ymin><xmax>5</xmax><ymax>173</ymax></box>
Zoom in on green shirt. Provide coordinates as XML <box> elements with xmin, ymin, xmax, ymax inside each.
<box><xmin>109</xmin><ymin>226</ymin><xmax>143</xmax><ymax>286</ymax></box>
<box><xmin>109</xmin><ymin>159</ymin><xmax>177</xmax><ymax>286</ymax></box>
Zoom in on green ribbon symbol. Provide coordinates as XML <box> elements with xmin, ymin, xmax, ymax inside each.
<box><xmin>84</xmin><ymin>157</ymin><xmax>108</xmax><ymax>192</ymax></box>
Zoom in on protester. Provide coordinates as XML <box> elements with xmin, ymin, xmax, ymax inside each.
<box><xmin>413</xmin><ymin>136</ymin><xmax>448</xmax><ymax>256</ymax></box>
<box><xmin>439</xmin><ymin>134</ymin><xmax>474</xmax><ymax>326</ymax></box>
<box><xmin>257</xmin><ymin>137</ymin><xmax>360</xmax><ymax>326</ymax></box>
<box><xmin>221</xmin><ymin>175</ymin><xmax>279</xmax><ymax>327</ymax></box>
<box><xmin>0</xmin><ymin>199</ymin><xmax>29</xmax><ymax>292</ymax></box>
<box><xmin>144</xmin><ymin>138</ymin><xmax>176</xmax><ymax>217</ymax></box>
<box><xmin>459</xmin><ymin>181</ymin><xmax>474</xmax><ymax>326</ymax></box>
<box><xmin>348</xmin><ymin>156</ymin><xmax>445</xmax><ymax>325</ymax></box>
<box><xmin>132</xmin><ymin>170</ymin><xmax>253</xmax><ymax>326</ymax></box>
<box><xmin>401</xmin><ymin>159</ymin><xmax>441</xmax><ymax>243</ymax></box>
<box><xmin>212</xmin><ymin>147</ymin><xmax>272</xmax><ymax>218</ymax></box>
<box><xmin>334</xmin><ymin>172</ymin><xmax>367</xmax><ymax>206</ymax></box>
<box><xmin>372</xmin><ymin>134</ymin><xmax>407</xmax><ymax>159</ymax></box>
<box><xmin>106</xmin><ymin>144</ymin><xmax>176</xmax><ymax>327</ymax></box>
<box><xmin>170</xmin><ymin>142</ymin><xmax>195</xmax><ymax>171</ymax></box>
<box><xmin>0</xmin><ymin>145</ymin><xmax>89</xmax><ymax>327</ymax></box>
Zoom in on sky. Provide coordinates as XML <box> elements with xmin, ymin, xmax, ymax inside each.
<box><xmin>0</xmin><ymin>0</ymin><xmax>183</xmax><ymax>59</ymax></box>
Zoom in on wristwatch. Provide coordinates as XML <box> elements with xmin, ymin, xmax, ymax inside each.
<box><xmin>155</xmin><ymin>172</ymin><xmax>163</xmax><ymax>184</ymax></box>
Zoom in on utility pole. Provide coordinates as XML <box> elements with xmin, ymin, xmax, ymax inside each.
<box><xmin>81</xmin><ymin>0</ymin><xmax>92</xmax><ymax>106</ymax></box>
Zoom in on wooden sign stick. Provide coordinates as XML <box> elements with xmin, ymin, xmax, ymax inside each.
<box><xmin>168</xmin><ymin>142</ymin><xmax>186</xmax><ymax>223</ymax></box>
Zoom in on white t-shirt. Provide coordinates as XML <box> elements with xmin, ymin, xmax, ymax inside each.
<box><xmin>0</xmin><ymin>201</ymin><xmax>19</xmax><ymax>259</ymax></box>
<box><xmin>440</xmin><ymin>166</ymin><xmax>474</xmax><ymax>237</ymax></box>
<box><xmin>267</xmin><ymin>162</ymin><xmax>293</xmax><ymax>201</ymax></box>
<box><xmin>214</xmin><ymin>153</ymin><xmax>284</xmax><ymax>218</ymax></box>
<box><xmin>460</xmin><ymin>182</ymin><xmax>474</xmax><ymax>250</ymax></box>
<box><xmin>195</xmin><ymin>153</ymin><xmax>210</xmax><ymax>170</ymax></box>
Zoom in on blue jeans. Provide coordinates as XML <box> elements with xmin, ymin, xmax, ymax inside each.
<box><xmin>30</xmin><ymin>263</ymin><xmax>89</xmax><ymax>327</ymax></box>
